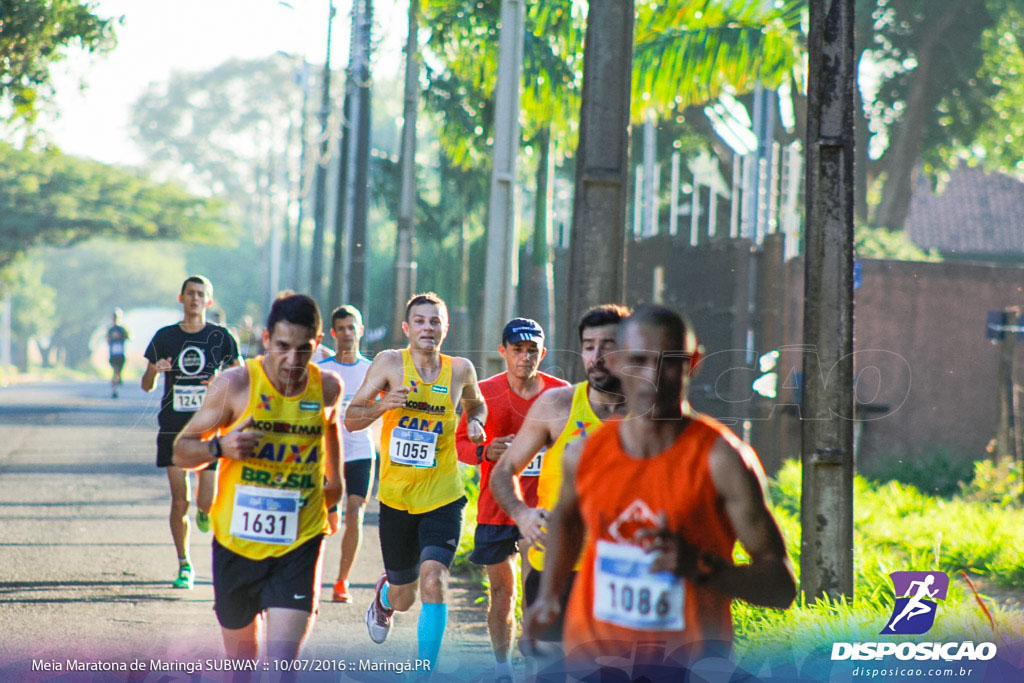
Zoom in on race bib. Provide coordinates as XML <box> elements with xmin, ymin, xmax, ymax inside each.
<box><xmin>389</xmin><ymin>427</ymin><xmax>437</xmax><ymax>468</ymax></box>
<box><xmin>229</xmin><ymin>485</ymin><xmax>300</xmax><ymax>545</ymax></box>
<box><xmin>110</xmin><ymin>341</ymin><xmax>125</xmax><ymax>356</ymax></box>
<box><xmin>172</xmin><ymin>385</ymin><xmax>207</xmax><ymax>412</ymax></box>
<box><xmin>593</xmin><ymin>540</ymin><xmax>685</xmax><ymax>631</ymax></box>
<box><xmin>521</xmin><ymin>448</ymin><xmax>546</xmax><ymax>477</ymax></box>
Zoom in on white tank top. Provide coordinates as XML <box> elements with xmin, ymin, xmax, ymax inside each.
<box><xmin>318</xmin><ymin>355</ymin><xmax>375</xmax><ymax>462</ymax></box>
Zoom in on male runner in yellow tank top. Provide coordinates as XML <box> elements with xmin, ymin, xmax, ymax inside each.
<box><xmin>491</xmin><ymin>304</ymin><xmax>630</xmax><ymax>655</ymax></box>
<box><xmin>173</xmin><ymin>293</ymin><xmax>343</xmax><ymax>665</ymax></box>
<box><xmin>345</xmin><ymin>292</ymin><xmax>487</xmax><ymax>673</ymax></box>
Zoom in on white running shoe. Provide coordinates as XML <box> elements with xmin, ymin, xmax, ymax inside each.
<box><xmin>366</xmin><ymin>573</ymin><xmax>394</xmax><ymax>644</ymax></box>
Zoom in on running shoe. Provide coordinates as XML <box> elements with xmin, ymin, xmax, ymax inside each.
<box><xmin>172</xmin><ymin>562</ymin><xmax>194</xmax><ymax>589</ymax></box>
<box><xmin>333</xmin><ymin>579</ymin><xmax>351</xmax><ymax>603</ymax></box>
<box><xmin>366</xmin><ymin>573</ymin><xmax>393</xmax><ymax>643</ymax></box>
<box><xmin>196</xmin><ymin>510</ymin><xmax>211</xmax><ymax>533</ymax></box>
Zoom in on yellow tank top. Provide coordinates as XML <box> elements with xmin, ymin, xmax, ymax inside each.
<box><xmin>529</xmin><ymin>381</ymin><xmax>601</xmax><ymax>571</ymax></box>
<box><xmin>378</xmin><ymin>349</ymin><xmax>461</xmax><ymax>514</ymax></box>
<box><xmin>211</xmin><ymin>358</ymin><xmax>329</xmax><ymax>559</ymax></box>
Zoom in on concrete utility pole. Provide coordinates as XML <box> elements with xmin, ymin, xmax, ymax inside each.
<box><xmin>310</xmin><ymin>0</ymin><xmax>336</xmax><ymax>305</ymax></box>
<box><xmin>346</xmin><ymin>0</ymin><xmax>373</xmax><ymax>314</ymax></box>
<box><xmin>524</xmin><ymin>127</ymin><xmax>556</xmax><ymax>355</ymax></box>
<box><xmin>331</xmin><ymin>0</ymin><xmax>373</xmax><ymax>314</ymax></box>
<box><xmin>290</xmin><ymin>60</ymin><xmax>313</xmax><ymax>290</ymax></box>
<box><xmin>391</xmin><ymin>0</ymin><xmax>420</xmax><ymax>346</ymax></box>
<box><xmin>482</xmin><ymin>0</ymin><xmax>525</xmax><ymax>377</ymax></box>
<box><xmin>801</xmin><ymin>0</ymin><xmax>856</xmax><ymax>602</ymax></box>
<box><xmin>561</xmin><ymin>0</ymin><xmax>634</xmax><ymax>378</ymax></box>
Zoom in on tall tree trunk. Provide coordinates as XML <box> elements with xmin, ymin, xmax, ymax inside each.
<box><xmin>872</xmin><ymin>6</ymin><xmax>958</xmax><ymax>230</ymax></box>
<box><xmin>310</xmin><ymin>0</ymin><xmax>336</xmax><ymax>305</ymax></box>
<box><xmin>561</xmin><ymin>0</ymin><xmax>634</xmax><ymax>379</ymax></box>
<box><xmin>348</xmin><ymin>0</ymin><xmax>373</xmax><ymax>315</ymax></box>
<box><xmin>391</xmin><ymin>0</ymin><xmax>420</xmax><ymax>346</ymax></box>
<box><xmin>524</xmin><ymin>127</ymin><xmax>555</xmax><ymax>344</ymax></box>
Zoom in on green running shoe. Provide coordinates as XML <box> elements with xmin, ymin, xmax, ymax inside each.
<box><xmin>196</xmin><ymin>510</ymin><xmax>211</xmax><ymax>533</ymax></box>
<box><xmin>172</xmin><ymin>563</ymin><xmax>194</xmax><ymax>589</ymax></box>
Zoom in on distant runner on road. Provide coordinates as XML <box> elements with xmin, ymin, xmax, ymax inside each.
<box><xmin>107</xmin><ymin>309</ymin><xmax>129</xmax><ymax>399</ymax></box>
<box><xmin>318</xmin><ymin>305</ymin><xmax>377</xmax><ymax>604</ymax></box>
<box><xmin>173</xmin><ymin>292</ymin><xmax>343</xmax><ymax>665</ymax></box>
<box><xmin>141</xmin><ymin>276</ymin><xmax>240</xmax><ymax>589</ymax></box>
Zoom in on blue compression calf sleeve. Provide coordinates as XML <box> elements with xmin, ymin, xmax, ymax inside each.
<box><xmin>417</xmin><ymin>602</ymin><xmax>448</xmax><ymax>672</ymax></box>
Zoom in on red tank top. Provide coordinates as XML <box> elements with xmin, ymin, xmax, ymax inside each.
<box><xmin>563</xmin><ymin>414</ymin><xmax>748</xmax><ymax>662</ymax></box>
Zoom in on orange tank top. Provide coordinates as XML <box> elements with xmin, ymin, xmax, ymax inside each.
<box><xmin>563</xmin><ymin>414</ymin><xmax>748</xmax><ymax>662</ymax></box>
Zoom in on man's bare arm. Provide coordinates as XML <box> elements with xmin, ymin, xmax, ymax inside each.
<box><xmin>491</xmin><ymin>388</ymin><xmax>570</xmax><ymax>544</ymax></box>
<box><xmin>344</xmin><ymin>351</ymin><xmax>404</xmax><ymax>432</ymax></box>
<box><xmin>321</xmin><ymin>371</ymin><xmax>345</xmax><ymax>512</ymax></box>
<box><xmin>172</xmin><ymin>367</ymin><xmax>253</xmax><ymax>469</ymax></box>
<box><xmin>141</xmin><ymin>357</ymin><xmax>171</xmax><ymax>392</ymax></box>
<box><xmin>524</xmin><ymin>439</ymin><xmax>585</xmax><ymax>637</ymax></box>
<box><xmin>455</xmin><ymin>358</ymin><xmax>487</xmax><ymax>444</ymax></box>
<box><xmin>701</xmin><ymin>437</ymin><xmax>796</xmax><ymax>609</ymax></box>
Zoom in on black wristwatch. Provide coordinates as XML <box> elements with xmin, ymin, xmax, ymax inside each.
<box><xmin>476</xmin><ymin>444</ymin><xmax>486</xmax><ymax>464</ymax></box>
<box><xmin>469</xmin><ymin>416</ymin><xmax>485</xmax><ymax>429</ymax></box>
<box><xmin>208</xmin><ymin>436</ymin><xmax>222</xmax><ymax>459</ymax></box>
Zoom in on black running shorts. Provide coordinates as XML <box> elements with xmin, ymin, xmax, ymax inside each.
<box><xmin>212</xmin><ymin>534</ymin><xmax>325</xmax><ymax>630</ymax></box>
<box><xmin>378</xmin><ymin>496</ymin><xmax>467</xmax><ymax>585</ymax></box>
<box><xmin>157</xmin><ymin>432</ymin><xmax>217</xmax><ymax>470</ymax></box>
<box><xmin>523</xmin><ymin>568</ymin><xmax>577</xmax><ymax>642</ymax></box>
<box><xmin>343</xmin><ymin>457</ymin><xmax>374</xmax><ymax>500</ymax></box>
<box><xmin>469</xmin><ymin>523</ymin><xmax>520</xmax><ymax>566</ymax></box>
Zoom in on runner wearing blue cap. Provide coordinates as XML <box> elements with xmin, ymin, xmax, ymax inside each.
<box><xmin>455</xmin><ymin>318</ymin><xmax>568</xmax><ymax>681</ymax></box>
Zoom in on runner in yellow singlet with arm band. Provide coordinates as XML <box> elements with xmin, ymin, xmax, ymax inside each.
<box><xmin>345</xmin><ymin>292</ymin><xmax>487</xmax><ymax>673</ymax></box>
<box><xmin>173</xmin><ymin>293</ymin><xmax>343</xmax><ymax>667</ymax></box>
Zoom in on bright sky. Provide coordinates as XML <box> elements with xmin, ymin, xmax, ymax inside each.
<box><xmin>44</xmin><ymin>0</ymin><xmax>404</xmax><ymax>166</ymax></box>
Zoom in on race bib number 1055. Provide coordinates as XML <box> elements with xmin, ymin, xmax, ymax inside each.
<box><xmin>389</xmin><ymin>427</ymin><xmax>437</xmax><ymax>468</ymax></box>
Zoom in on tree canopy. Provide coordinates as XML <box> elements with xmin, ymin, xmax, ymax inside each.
<box><xmin>0</xmin><ymin>142</ymin><xmax>230</xmax><ymax>270</ymax></box>
<box><xmin>0</xmin><ymin>0</ymin><xmax>117</xmax><ymax>125</ymax></box>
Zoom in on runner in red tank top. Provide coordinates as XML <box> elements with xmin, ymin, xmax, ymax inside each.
<box><xmin>525</xmin><ymin>304</ymin><xmax>796</xmax><ymax>679</ymax></box>
<box><xmin>455</xmin><ymin>317</ymin><xmax>568</xmax><ymax>681</ymax></box>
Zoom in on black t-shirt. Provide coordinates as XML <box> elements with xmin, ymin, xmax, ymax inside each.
<box><xmin>144</xmin><ymin>323</ymin><xmax>240</xmax><ymax>434</ymax></box>
<box><xmin>107</xmin><ymin>325</ymin><xmax>129</xmax><ymax>359</ymax></box>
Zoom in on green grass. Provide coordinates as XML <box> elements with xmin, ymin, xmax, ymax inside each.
<box><xmin>732</xmin><ymin>458</ymin><xmax>1024</xmax><ymax>669</ymax></box>
<box><xmin>457</xmin><ymin>453</ymin><xmax>1024</xmax><ymax>670</ymax></box>
<box><xmin>453</xmin><ymin>462</ymin><xmax>482</xmax><ymax>577</ymax></box>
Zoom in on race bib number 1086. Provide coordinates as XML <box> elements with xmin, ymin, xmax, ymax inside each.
<box><xmin>593</xmin><ymin>540</ymin><xmax>685</xmax><ymax>631</ymax></box>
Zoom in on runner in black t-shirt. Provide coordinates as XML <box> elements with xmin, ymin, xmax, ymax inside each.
<box><xmin>107</xmin><ymin>309</ymin><xmax>129</xmax><ymax>398</ymax></box>
<box><xmin>142</xmin><ymin>276</ymin><xmax>240</xmax><ymax>589</ymax></box>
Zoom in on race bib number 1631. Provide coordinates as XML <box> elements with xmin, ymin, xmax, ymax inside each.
<box><xmin>229</xmin><ymin>485</ymin><xmax>300</xmax><ymax>545</ymax></box>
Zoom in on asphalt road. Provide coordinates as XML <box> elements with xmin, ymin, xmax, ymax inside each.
<box><xmin>0</xmin><ymin>379</ymin><xmax>494</xmax><ymax>682</ymax></box>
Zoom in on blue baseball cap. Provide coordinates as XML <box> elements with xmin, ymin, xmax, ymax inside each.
<box><xmin>501</xmin><ymin>318</ymin><xmax>545</xmax><ymax>346</ymax></box>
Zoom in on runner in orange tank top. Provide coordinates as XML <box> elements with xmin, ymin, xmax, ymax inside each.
<box><xmin>525</xmin><ymin>304</ymin><xmax>796</xmax><ymax>679</ymax></box>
